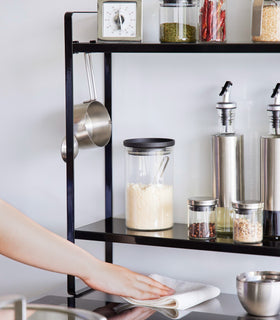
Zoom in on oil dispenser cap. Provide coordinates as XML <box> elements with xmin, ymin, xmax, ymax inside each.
<box><xmin>232</xmin><ymin>200</ymin><xmax>264</xmax><ymax>210</ymax></box>
<box><xmin>216</xmin><ymin>81</ymin><xmax>236</xmax><ymax>109</ymax></box>
<box><xmin>268</xmin><ymin>83</ymin><xmax>280</xmax><ymax>111</ymax></box>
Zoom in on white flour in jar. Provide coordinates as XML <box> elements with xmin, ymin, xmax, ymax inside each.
<box><xmin>126</xmin><ymin>183</ymin><xmax>173</xmax><ymax>230</ymax></box>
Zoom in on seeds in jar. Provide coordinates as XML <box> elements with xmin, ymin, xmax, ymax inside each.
<box><xmin>189</xmin><ymin>222</ymin><xmax>216</xmax><ymax>239</ymax></box>
<box><xmin>160</xmin><ymin>23</ymin><xmax>196</xmax><ymax>43</ymax></box>
<box><xmin>234</xmin><ymin>218</ymin><xmax>263</xmax><ymax>243</ymax></box>
<box><xmin>252</xmin><ymin>5</ymin><xmax>280</xmax><ymax>42</ymax></box>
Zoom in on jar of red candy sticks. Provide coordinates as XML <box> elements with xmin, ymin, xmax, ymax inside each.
<box><xmin>199</xmin><ymin>0</ymin><xmax>226</xmax><ymax>42</ymax></box>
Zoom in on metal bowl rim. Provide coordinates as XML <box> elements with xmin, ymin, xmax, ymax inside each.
<box><xmin>236</xmin><ymin>271</ymin><xmax>280</xmax><ymax>283</ymax></box>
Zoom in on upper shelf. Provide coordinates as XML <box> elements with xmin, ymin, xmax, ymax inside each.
<box><xmin>75</xmin><ymin>218</ymin><xmax>280</xmax><ymax>257</ymax></box>
<box><xmin>72</xmin><ymin>42</ymin><xmax>280</xmax><ymax>54</ymax></box>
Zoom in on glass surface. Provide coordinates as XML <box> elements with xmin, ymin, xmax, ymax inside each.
<box><xmin>233</xmin><ymin>207</ymin><xmax>263</xmax><ymax>244</ymax></box>
<box><xmin>1</xmin><ymin>307</ymin><xmax>101</xmax><ymax>320</ymax></box>
<box><xmin>125</xmin><ymin>146</ymin><xmax>174</xmax><ymax>231</ymax></box>
<box><xmin>199</xmin><ymin>0</ymin><xmax>226</xmax><ymax>42</ymax></box>
<box><xmin>26</xmin><ymin>310</ymin><xmax>84</xmax><ymax>319</ymax></box>
<box><xmin>252</xmin><ymin>0</ymin><xmax>280</xmax><ymax>42</ymax></box>
<box><xmin>188</xmin><ymin>206</ymin><xmax>216</xmax><ymax>239</ymax></box>
<box><xmin>216</xmin><ymin>207</ymin><xmax>234</xmax><ymax>235</ymax></box>
<box><xmin>268</xmin><ymin>110</ymin><xmax>280</xmax><ymax>135</ymax></box>
<box><xmin>217</xmin><ymin>108</ymin><xmax>235</xmax><ymax>134</ymax></box>
<box><xmin>160</xmin><ymin>0</ymin><xmax>199</xmax><ymax>43</ymax></box>
<box><xmin>75</xmin><ymin>217</ymin><xmax>280</xmax><ymax>256</ymax></box>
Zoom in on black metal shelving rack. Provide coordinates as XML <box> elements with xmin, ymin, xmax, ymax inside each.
<box><xmin>64</xmin><ymin>12</ymin><xmax>280</xmax><ymax>296</ymax></box>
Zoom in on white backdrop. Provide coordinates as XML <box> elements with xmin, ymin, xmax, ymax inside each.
<box><xmin>0</xmin><ymin>0</ymin><xmax>280</xmax><ymax>300</ymax></box>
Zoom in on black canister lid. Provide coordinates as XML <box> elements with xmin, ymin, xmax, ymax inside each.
<box><xmin>161</xmin><ymin>0</ymin><xmax>198</xmax><ymax>5</ymax></box>
<box><xmin>123</xmin><ymin>138</ymin><xmax>175</xmax><ymax>149</ymax></box>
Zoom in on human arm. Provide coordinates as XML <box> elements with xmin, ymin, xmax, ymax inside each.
<box><xmin>0</xmin><ymin>200</ymin><xmax>174</xmax><ymax>300</ymax></box>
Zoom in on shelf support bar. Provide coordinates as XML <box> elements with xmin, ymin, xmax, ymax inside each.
<box><xmin>64</xmin><ymin>12</ymin><xmax>76</xmax><ymax>296</ymax></box>
<box><xmin>104</xmin><ymin>52</ymin><xmax>113</xmax><ymax>263</ymax></box>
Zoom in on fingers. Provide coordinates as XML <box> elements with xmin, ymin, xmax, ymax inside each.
<box><xmin>138</xmin><ymin>274</ymin><xmax>174</xmax><ymax>291</ymax></box>
<box><xmin>126</xmin><ymin>276</ymin><xmax>175</xmax><ymax>300</ymax></box>
<box><xmin>136</xmin><ymin>274</ymin><xmax>175</xmax><ymax>296</ymax></box>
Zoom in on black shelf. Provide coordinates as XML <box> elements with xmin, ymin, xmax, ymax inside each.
<box><xmin>73</xmin><ymin>42</ymin><xmax>280</xmax><ymax>54</ymax></box>
<box><xmin>65</xmin><ymin>12</ymin><xmax>280</xmax><ymax>295</ymax></box>
<box><xmin>75</xmin><ymin>218</ymin><xmax>280</xmax><ymax>257</ymax></box>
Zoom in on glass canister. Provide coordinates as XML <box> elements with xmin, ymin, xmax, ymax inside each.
<box><xmin>199</xmin><ymin>0</ymin><xmax>226</xmax><ymax>42</ymax></box>
<box><xmin>159</xmin><ymin>0</ymin><xmax>199</xmax><ymax>43</ymax></box>
<box><xmin>232</xmin><ymin>201</ymin><xmax>264</xmax><ymax>244</ymax></box>
<box><xmin>187</xmin><ymin>197</ymin><xmax>217</xmax><ymax>239</ymax></box>
<box><xmin>252</xmin><ymin>0</ymin><xmax>280</xmax><ymax>42</ymax></box>
<box><xmin>123</xmin><ymin>138</ymin><xmax>175</xmax><ymax>231</ymax></box>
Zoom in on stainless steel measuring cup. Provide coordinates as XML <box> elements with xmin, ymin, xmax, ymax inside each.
<box><xmin>61</xmin><ymin>53</ymin><xmax>112</xmax><ymax>161</ymax></box>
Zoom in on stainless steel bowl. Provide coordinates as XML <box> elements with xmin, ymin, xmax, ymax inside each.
<box><xmin>237</xmin><ymin>271</ymin><xmax>280</xmax><ymax>316</ymax></box>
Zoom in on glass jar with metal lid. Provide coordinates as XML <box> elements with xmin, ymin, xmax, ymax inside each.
<box><xmin>123</xmin><ymin>138</ymin><xmax>175</xmax><ymax>231</ymax></box>
<box><xmin>159</xmin><ymin>0</ymin><xmax>199</xmax><ymax>43</ymax></box>
<box><xmin>233</xmin><ymin>201</ymin><xmax>264</xmax><ymax>244</ymax></box>
<box><xmin>252</xmin><ymin>0</ymin><xmax>280</xmax><ymax>42</ymax></box>
<box><xmin>187</xmin><ymin>197</ymin><xmax>217</xmax><ymax>239</ymax></box>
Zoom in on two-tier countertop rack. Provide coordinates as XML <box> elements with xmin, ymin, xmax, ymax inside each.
<box><xmin>64</xmin><ymin>12</ymin><xmax>280</xmax><ymax>297</ymax></box>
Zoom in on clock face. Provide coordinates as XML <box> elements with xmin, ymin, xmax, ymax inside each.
<box><xmin>98</xmin><ymin>0</ymin><xmax>142</xmax><ymax>41</ymax></box>
<box><xmin>102</xmin><ymin>2</ymin><xmax>137</xmax><ymax>38</ymax></box>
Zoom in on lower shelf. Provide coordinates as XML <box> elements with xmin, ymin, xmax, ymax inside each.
<box><xmin>75</xmin><ymin>218</ymin><xmax>280</xmax><ymax>257</ymax></box>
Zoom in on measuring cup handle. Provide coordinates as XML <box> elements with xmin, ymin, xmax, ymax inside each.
<box><xmin>84</xmin><ymin>53</ymin><xmax>97</xmax><ymax>101</ymax></box>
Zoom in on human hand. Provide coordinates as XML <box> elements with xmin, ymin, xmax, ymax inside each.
<box><xmin>82</xmin><ymin>261</ymin><xmax>175</xmax><ymax>300</ymax></box>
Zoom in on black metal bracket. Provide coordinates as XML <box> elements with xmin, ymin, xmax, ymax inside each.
<box><xmin>64</xmin><ymin>11</ymin><xmax>113</xmax><ymax>296</ymax></box>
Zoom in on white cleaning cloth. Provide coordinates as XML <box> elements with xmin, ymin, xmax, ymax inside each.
<box><xmin>123</xmin><ymin>274</ymin><xmax>220</xmax><ymax>310</ymax></box>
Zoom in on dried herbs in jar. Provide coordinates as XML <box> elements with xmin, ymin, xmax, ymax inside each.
<box><xmin>159</xmin><ymin>0</ymin><xmax>199</xmax><ymax>43</ymax></box>
<box><xmin>160</xmin><ymin>23</ymin><xmax>196</xmax><ymax>42</ymax></box>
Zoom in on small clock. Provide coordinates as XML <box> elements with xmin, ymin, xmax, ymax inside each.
<box><xmin>97</xmin><ymin>0</ymin><xmax>143</xmax><ymax>42</ymax></box>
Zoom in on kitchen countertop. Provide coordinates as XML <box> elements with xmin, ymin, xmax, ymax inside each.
<box><xmin>31</xmin><ymin>284</ymin><xmax>254</xmax><ymax>320</ymax></box>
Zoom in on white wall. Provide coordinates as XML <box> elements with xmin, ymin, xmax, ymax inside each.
<box><xmin>1</xmin><ymin>0</ymin><xmax>280</xmax><ymax>300</ymax></box>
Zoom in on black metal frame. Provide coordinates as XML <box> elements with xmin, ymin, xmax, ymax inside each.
<box><xmin>64</xmin><ymin>11</ymin><xmax>280</xmax><ymax>296</ymax></box>
<box><xmin>64</xmin><ymin>12</ymin><xmax>113</xmax><ymax>296</ymax></box>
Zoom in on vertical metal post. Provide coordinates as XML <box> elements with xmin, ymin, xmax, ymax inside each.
<box><xmin>104</xmin><ymin>52</ymin><xmax>113</xmax><ymax>263</ymax></box>
<box><xmin>64</xmin><ymin>12</ymin><xmax>76</xmax><ymax>296</ymax></box>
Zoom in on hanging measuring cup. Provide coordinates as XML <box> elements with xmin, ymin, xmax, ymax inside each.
<box><xmin>61</xmin><ymin>53</ymin><xmax>112</xmax><ymax>161</ymax></box>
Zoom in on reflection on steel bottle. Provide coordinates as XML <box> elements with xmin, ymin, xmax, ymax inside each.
<box><xmin>261</xmin><ymin>83</ymin><xmax>280</xmax><ymax>240</ymax></box>
<box><xmin>212</xmin><ymin>81</ymin><xmax>244</xmax><ymax>235</ymax></box>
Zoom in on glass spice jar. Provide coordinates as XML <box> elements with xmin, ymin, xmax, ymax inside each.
<box><xmin>232</xmin><ymin>201</ymin><xmax>264</xmax><ymax>244</ymax></box>
<box><xmin>187</xmin><ymin>197</ymin><xmax>217</xmax><ymax>240</ymax></box>
<box><xmin>159</xmin><ymin>0</ymin><xmax>199</xmax><ymax>43</ymax></box>
<box><xmin>252</xmin><ymin>0</ymin><xmax>280</xmax><ymax>42</ymax></box>
<box><xmin>199</xmin><ymin>0</ymin><xmax>226</xmax><ymax>42</ymax></box>
<box><xmin>124</xmin><ymin>138</ymin><xmax>175</xmax><ymax>231</ymax></box>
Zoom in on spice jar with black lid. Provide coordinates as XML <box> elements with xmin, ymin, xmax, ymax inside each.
<box><xmin>199</xmin><ymin>0</ymin><xmax>226</xmax><ymax>42</ymax></box>
<box><xmin>160</xmin><ymin>0</ymin><xmax>199</xmax><ymax>43</ymax></box>
<box><xmin>232</xmin><ymin>201</ymin><xmax>264</xmax><ymax>244</ymax></box>
<box><xmin>188</xmin><ymin>197</ymin><xmax>217</xmax><ymax>240</ymax></box>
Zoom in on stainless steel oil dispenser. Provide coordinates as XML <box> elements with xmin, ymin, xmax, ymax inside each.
<box><xmin>261</xmin><ymin>83</ymin><xmax>280</xmax><ymax>240</ymax></box>
<box><xmin>212</xmin><ymin>81</ymin><xmax>244</xmax><ymax>235</ymax></box>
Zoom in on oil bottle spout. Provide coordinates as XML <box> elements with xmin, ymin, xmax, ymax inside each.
<box><xmin>219</xmin><ymin>81</ymin><xmax>233</xmax><ymax>103</ymax></box>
